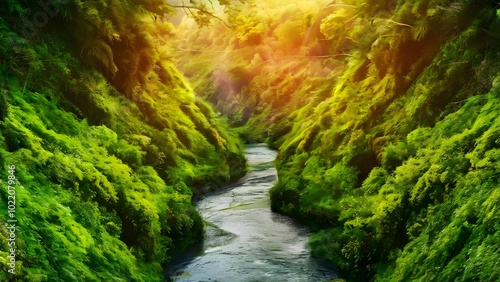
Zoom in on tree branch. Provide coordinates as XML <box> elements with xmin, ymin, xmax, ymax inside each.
<box><xmin>166</xmin><ymin>3</ymin><xmax>232</xmax><ymax>28</ymax></box>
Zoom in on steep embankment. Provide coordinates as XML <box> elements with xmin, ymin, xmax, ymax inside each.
<box><xmin>0</xmin><ymin>1</ymin><xmax>245</xmax><ymax>281</ymax></box>
<box><xmin>174</xmin><ymin>0</ymin><xmax>500</xmax><ymax>280</ymax></box>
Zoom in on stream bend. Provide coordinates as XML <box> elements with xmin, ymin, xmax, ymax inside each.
<box><xmin>167</xmin><ymin>144</ymin><xmax>339</xmax><ymax>282</ymax></box>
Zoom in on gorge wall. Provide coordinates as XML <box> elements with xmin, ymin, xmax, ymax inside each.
<box><xmin>0</xmin><ymin>1</ymin><xmax>246</xmax><ymax>281</ymax></box>
<box><xmin>173</xmin><ymin>0</ymin><xmax>500</xmax><ymax>280</ymax></box>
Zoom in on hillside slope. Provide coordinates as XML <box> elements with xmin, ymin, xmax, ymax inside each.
<box><xmin>0</xmin><ymin>1</ymin><xmax>246</xmax><ymax>281</ymax></box>
<box><xmin>173</xmin><ymin>0</ymin><xmax>500</xmax><ymax>280</ymax></box>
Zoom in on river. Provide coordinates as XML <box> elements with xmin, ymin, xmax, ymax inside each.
<box><xmin>166</xmin><ymin>144</ymin><xmax>339</xmax><ymax>281</ymax></box>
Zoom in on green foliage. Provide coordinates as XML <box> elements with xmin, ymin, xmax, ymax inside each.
<box><xmin>3</xmin><ymin>0</ymin><xmax>500</xmax><ymax>281</ymax></box>
<box><xmin>0</xmin><ymin>1</ymin><xmax>247</xmax><ymax>280</ymax></box>
<box><xmin>173</xmin><ymin>0</ymin><xmax>500</xmax><ymax>281</ymax></box>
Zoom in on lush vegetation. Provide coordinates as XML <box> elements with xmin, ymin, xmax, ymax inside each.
<box><xmin>0</xmin><ymin>1</ymin><xmax>246</xmax><ymax>281</ymax></box>
<box><xmin>2</xmin><ymin>0</ymin><xmax>500</xmax><ymax>280</ymax></box>
<box><xmin>174</xmin><ymin>0</ymin><xmax>500</xmax><ymax>281</ymax></box>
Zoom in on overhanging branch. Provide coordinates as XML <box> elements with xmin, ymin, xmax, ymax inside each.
<box><xmin>166</xmin><ymin>3</ymin><xmax>232</xmax><ymax>28</ymax></box>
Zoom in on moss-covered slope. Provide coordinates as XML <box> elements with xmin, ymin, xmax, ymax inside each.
<box><xmin>0</xmin><ymin>1</ymin><xmax>246</xmax><ymax>281</ymax></box>
<box><xmin>174</xmin><ymin>0</ymin><xmax>500</xmax><ymax>280</ymax></box>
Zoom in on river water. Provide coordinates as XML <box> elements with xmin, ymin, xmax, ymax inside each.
<box><xmin>166</xmin><ymin>144</ymin><xmax>339</xmax><ymax>282</ymax></box>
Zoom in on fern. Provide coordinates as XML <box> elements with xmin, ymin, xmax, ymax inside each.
<box><xmin>413</xmin><ymin>19</ymin><xmax>429</xmax><ymax>41</ymax></box>
<box><xmin>7</xmin><ymin>0</ymin><xmax>27</xmax><ymax>15</ymax></box>
<box><xmin>84</xmin><ymin>38</ymin><xmax>118</xmax><ymax>76</ymax></box>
